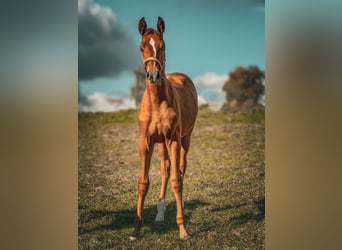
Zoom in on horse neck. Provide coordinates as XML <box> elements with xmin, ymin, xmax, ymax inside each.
<box><xmin>146</xmin><ymin>77</ymin><xmax>172</xmax><ymax>114</ymax></box>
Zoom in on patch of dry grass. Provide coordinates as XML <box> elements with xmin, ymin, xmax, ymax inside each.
<box><xmin>78</xmin><ymin>107</ymin><xmax>265</xmax><ymax>249</ymax></box>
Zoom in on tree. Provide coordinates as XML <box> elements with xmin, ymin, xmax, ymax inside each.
<box><xmin>222</xmin><ymin>66</ymin><xmax>265</xmax><ymax>111</ymax></box>
<box><xmin>131</xmin><ymin>65</ymin><xmax>145</xmax><ymax>107</ymax></box>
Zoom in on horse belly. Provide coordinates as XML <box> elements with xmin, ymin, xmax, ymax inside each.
<box><xmin>152</xmin><ymin>134</ymin><xmax>165</xmax><ymax>143</ymax></box>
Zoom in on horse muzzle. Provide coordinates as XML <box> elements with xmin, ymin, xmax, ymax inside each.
<box><xmin>143</xmin><ymin>57</ymin><xmax>163</xmax><ymax>84</ymax></box>
<box><xmin>146</xmin><ymin>70</ymin><xmax>161</xmax><ymax>83</ymax></box>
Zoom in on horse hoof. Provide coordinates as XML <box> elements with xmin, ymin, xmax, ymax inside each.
<box><xmin>180</xmin><ymin>234</ymin><xmax>190</xmax><ymax>240</ymax></box>
<box><xmin>130</xmin><ymin>231</ymin><xmax>139</xmax><ymax>241</ymax></box>
<box><xmin>129</xmin><ymin>236</ymin><xmax>137</xmax><ymax>241</ymax></box>
<box><xmin>180</xmin><ymin>231</ymin><xmax>190</xmax><ymax>240</ymax></box>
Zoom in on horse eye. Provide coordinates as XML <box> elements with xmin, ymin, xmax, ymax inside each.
<box><xmin>140</xmin><ymin>47</ymin><xmax>144</xmax><ymax>52</ymax></box>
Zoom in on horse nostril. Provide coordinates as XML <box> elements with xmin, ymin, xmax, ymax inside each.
<box><xmin>146</xmin><ymin>71</ymin><xmax>160</xmax><ymax>83</ymax></box>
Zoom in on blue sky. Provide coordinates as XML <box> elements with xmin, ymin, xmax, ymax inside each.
<box><xmin>78</xmin><ymin>0</ymin><xmax>264</xmax><ymax>111</ymax></box>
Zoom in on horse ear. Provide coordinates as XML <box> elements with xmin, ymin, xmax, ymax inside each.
<box><xmin>157</xmin><ymin>16</ymin><xmax>165</xmax><ymax>34</ymax></box>
<box><xmin>138</xmin><ymin>17</ymin><xmax>147</xmax><ymax>35</ymax></box>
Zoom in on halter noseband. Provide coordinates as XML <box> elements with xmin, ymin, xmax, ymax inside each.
<box><xmin>143</xmin><ymin>57</ymin><xmax>163</xmax><ymax>71</ymax></box>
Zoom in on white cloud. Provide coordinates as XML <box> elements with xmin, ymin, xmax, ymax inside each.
<box><xmin>78</xmin><ymin>92</ymin><xmax>136</xmax><ymax>112</ymax></box>
<box><xmin>197</xmin><ymin>95</ymin><xmax>207</xmax><ymax>106</ymax></box>
<box><xmin>193</xmin><ymin>72</ymin><xmax>228</xmax><ymax>88</ymax></box>
<box><xmin>193</xmin><ymin>72</ymin><xmax>228</xmax><ymax>109</ymax></box>
<box><xmin>88</xmin><ymin>1</ymin><xmax>116</xmax><ymax>34</ymax></box>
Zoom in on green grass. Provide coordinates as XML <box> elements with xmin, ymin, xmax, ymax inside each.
<box><xmin>78</xmin><ymin>107</ymin><xmax>265</xmax><ymax>249</ymax></box>
<box><xmin>230</xmin><ymin>109</ymin><xmax>265</xmax><ymax>124</ymax></box>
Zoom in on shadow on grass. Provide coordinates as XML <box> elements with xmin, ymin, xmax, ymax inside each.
<box><xmin>210</xmin><ymin>197</ymin><xmax>265</xmax><ymax>224</ymax></box>
<box><xmin>78</xmin><ymin>199</ymin><xmax>210</xmax><ymax>236</ymax></box>
<box><xmin>230</xmin><ymin>198</ymin><xmax>265</xmax><ymax>227</ymax></box>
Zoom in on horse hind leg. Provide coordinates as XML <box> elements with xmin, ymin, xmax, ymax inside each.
<box><xmin>155</xmin><ymin>143</ymin><xmax>170</xmax><ymax>222</ymax></box>
<box><xmin>180</xmin><ymin>134</ymin><xmax>191</xmax><ymax>209</ymax></box>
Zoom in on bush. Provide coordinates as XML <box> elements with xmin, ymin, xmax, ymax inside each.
<box><xmin>222</xmin><ymin>66</ymin><xmax>265</xmax><ymax>111</ymax></box>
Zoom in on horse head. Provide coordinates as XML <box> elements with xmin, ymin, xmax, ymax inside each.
<box><xmin>138</xmin><ymin>17</ymin><xmax>166</xmax><ymax>84</ymax></box>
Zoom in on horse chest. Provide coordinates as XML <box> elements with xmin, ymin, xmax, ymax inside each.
<box><xmin>148</xmin><ymin>119</ymin><xmax>163</xmax><ymax>136</ymax></box>
<box><xmin>147</xmin><ymin>101</ymin><xmax>177</xmax><ymax>139</ymax></box>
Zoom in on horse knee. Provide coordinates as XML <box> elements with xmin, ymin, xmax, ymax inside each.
<box><xmin>138</xmin><ymin>179</ymin><xmax>150</xmax><ymax>196</ymax></box>
<box><xmin>171</xmin><ymin>177</ymin><xmax>183</xmax><ymax>193</ymax></box>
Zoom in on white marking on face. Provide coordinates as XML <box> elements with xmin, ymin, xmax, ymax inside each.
<box><xmin>149</xmin><ymin>37</ymin><xmax>156</xmax><ymax>57</ymax></box>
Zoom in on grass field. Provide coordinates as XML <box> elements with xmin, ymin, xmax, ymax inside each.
<box><xmin>78</xmin><ymin>106</ymin><xmax>265</xmax><ymax>249</ymax></box>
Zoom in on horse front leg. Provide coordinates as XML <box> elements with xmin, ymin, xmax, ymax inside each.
<box><xmin>130</xmin><ymin>136</ymin><xmax>154</xmax><ymax>240</ymax></box>
<box><xmin>155</xmin><ymin>143</ymin><xmax>170</xmax><ymax>222</ymax></box>
<box><xmin>167</xmin><ymin>139</ymin><xmax>189</xmax><ymax>240</ymax></box>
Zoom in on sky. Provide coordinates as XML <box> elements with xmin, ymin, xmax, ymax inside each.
<box><xmin>78</xmin><ymin>0</ymin><xmax>265</xmax><ymax>112</ymax></box>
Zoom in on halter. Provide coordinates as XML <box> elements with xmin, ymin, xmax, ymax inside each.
<box><xmin>143</xmin><ymin>57</ymin><xmax>164</xmax><ymax>71</ymax></box>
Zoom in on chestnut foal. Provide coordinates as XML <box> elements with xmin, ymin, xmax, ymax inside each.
<box><xmin>130</xmin><ymin>17</ymin><xmax>198</xmax><ymax>240</ymax></box>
